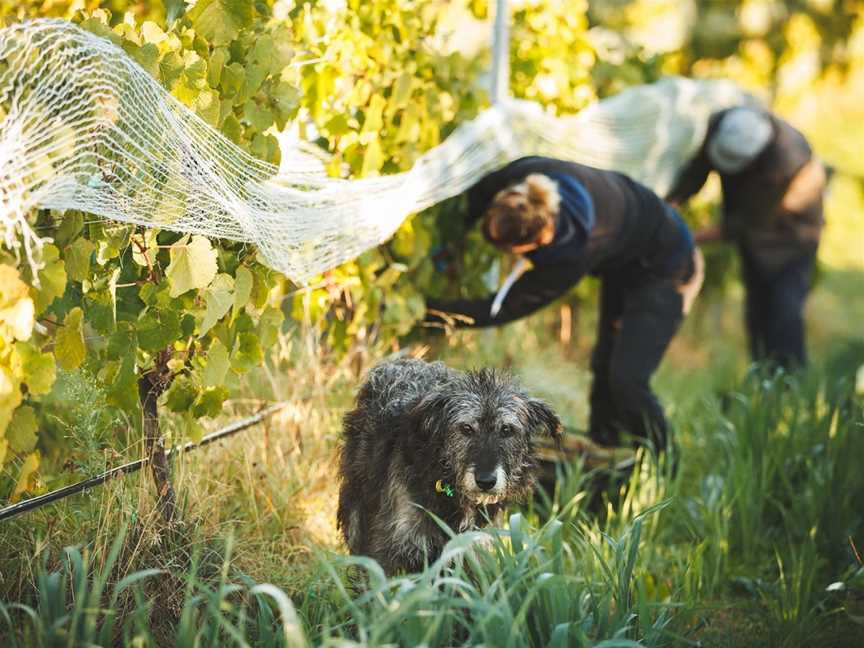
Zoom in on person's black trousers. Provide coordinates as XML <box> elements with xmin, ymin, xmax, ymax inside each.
<box><xmin>588</xmin><ymin>259</ymin><xmax>695</xmax><ymax>451</ymax></box>
<box><xmin>740</xmin><ymin>247</ymin><xmax>816</xmax><ymax>369</ymax></box>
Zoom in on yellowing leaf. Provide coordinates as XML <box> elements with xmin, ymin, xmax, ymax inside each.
<box><xmin>10</xmin><ymin>451</ymin><xmax>40</xmax><ymax>503</ymax></box>
<box><xmin>0</xmin><ymin>296</ymin><xmax>34</xmax><ymax>342</ymax></box>
<box><xmin>31</xmin><ymin>246</ymin><xmax>67</xmax><ymax>315</ymax></box>
<box><xmin>14</xmin><ymin>342</ymin><xmax>55</xmax><ymax>396</ymax></box>
<box><xmin>361</xmin><ymin>139</ymin><xmax>384</xmax><ymax>177</ymax></box>
<box><xmin>0</xmin><ymin>265</ymin><xmax>31</xmax><ymax>307</ymax></box>
<box><xmin>167</xmin><ymin>234</ymin><xmax>218</xmax><ymax>298</ymax></box>
<box><xmin>360</xmin><ymin>94</ymin><xmax>387</xmax><ymax>144</ymax></box>
<box><xmin>392</xmin><ymin>220</ymin><xmax>416</xmax><ymax>259</ymax></box>
<box><xmin>0</xmin><ymin>365</ymin><xmax>24</xmax><ymax>437</ymax></box>
<box><xmin>55</xmin><ymin>307</ymin><xmax>86</xmax><ymax>371</ymax></box>
<box><xmin>391</xmin><ymin>73</ymin><xmax>413</xmax><ymax>109</ymax></box>
<box><xmin>0</xmin><ymin>265</ymin><xmax>35</xmax><ymax>341</ymax></box>
<box><xmin>0</xmin><ymin>367</ymin><xmax>15</xmax><ymax>399</ymax></box>
<box><xmin>141</xmin><ymin>21</ymin><xmax>166</xmax><ymax>45</ymax></box>
<box><xmin>7</xmin><ymin>405</ymin><xmax>38</xmax><ymax>454</ymax></box>
<box><xmin>0</xmin><ymin>439</ymin><xmax>7</xmax><ymax>468</ymax></box>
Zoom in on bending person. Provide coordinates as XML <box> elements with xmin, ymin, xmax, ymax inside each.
<box><xmin>426</xmin><ymin>156</ymin><xmax>703</xmax><ymax>451</ymax></box>
<box><xmin>667</xmin><ymin>107</ymin><xmax>825</xmax><ymax>368</ymax></box>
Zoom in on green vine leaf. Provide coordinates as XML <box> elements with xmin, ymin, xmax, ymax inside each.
<box><xmin>106</xmin><ymin>353</ymin><xmax>139</xmax><ymax>414</ymax></box>
<box><xmin>138</xmin><ymin>309</ymin><xmax>183</xmax><ymax>353</ymax></box>
<box><xmin>187</xmin><ymin>0</ymin><xmax>254</xmax><ymax>46</ymax></box>
<box><xmin>64</xmin><ymin>238</ymin><xmax>95</xmax><ymax>283</ymax></box>
<box><xmin>257</xmin><ymin>307</ymin><xmax>284</xmax><ymax>349</ymax></box>
<box><xmin>200</xmin><ymin>274</ymin><xmax>235</xmax><ymax>336</ymax></box>
<box><xmin>202</xmin><ymin>338</ymin><xmax>230</xmax><ymax>387</ymax></box>
<box><xmin>192</xmin><ymin>385</ymin><xmax>229</xmax><ymax>418</ymax></box>
<box><xmin>7</xmin><ymin>405</ymin><xmax>38</xmax><ymax>454</ymax></box>
<box><xmin>182</xmin><ymin>411</ymin><xmax>205</xmax><ymax>444</ymax></box>
<box><xmin>230</xmin><ymin>332</ymin><xmax>263</xmax><ymax>373</ymax></box>
<box><xmin>232</xmin><ymin>266</ymin><xmax>253</xmax><ymax>318</ymax></box>
<box><xmin>164</xmin><ymin>375</ymin><xmax>199</xmax><ymax>413</ymax></box>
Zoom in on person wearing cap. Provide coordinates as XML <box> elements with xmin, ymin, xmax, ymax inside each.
<box><xmin>667</xmin><ymin>107</ymin><xmax>826</xmax><ymax>368</ymax></box>
<box><xmin>425</xmin><ymin>156</ymin><xmax>703</xmax><ymax>451</ymax></box>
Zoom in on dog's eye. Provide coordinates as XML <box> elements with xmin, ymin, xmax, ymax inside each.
<box><xmin>459</xmin><ymin>423</ymin><xmax>474</xmax><ymax>436</ymax></box>
<box><xmin>500</xmin><ymin>424</ymin><xmax>515</xmax><ymax>437</ymax></box>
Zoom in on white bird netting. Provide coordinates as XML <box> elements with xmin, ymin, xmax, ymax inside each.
<box><xmin>0</xmin><ymin>19</ymin><xmax>753</xmax><ymax>283</ymax></box>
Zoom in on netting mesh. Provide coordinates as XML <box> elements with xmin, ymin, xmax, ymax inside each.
<box><xmin>0</xmin><ymin>19</ymin><xmax>753</xmax><ymax>283</ymax></box>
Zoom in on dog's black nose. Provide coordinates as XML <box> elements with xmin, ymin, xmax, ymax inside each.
<box><xmin>475</xmin><ymin>472</ymin><xmax>497</xmax><ymax>491</ymax></box>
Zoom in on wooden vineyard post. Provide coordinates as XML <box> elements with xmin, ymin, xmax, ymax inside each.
<box><xmin>490</xmin><ymin>0</ymin><xmax>510</xmax><ymax>105</ymax></box>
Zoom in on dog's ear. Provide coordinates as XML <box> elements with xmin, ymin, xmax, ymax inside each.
<box><xmin>410</xmin><ymin>390</ymin><xmax>449</xmax><ymax>439</ymax></box>
<box><xmin>526</xmin><ymin>398</ymin><xmax>562</xmax><ymax>442</ymax></box>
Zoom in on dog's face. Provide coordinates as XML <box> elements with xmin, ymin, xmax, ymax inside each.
<box><xmin>413</xmin><ymin>369</ymin><xmax>561</xmax><ymax>506</ymax></box>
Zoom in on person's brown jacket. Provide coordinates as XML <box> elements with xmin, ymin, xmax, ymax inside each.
<box><xmin>667</xmin><ymin>108</ymin><xmax>825</xmax><ymax>274</ymax></box>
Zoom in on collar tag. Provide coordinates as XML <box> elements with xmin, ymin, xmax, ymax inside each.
<box><xmin>435</xmin><ymin>479</ymin><xmax>455</xmax><ymax>497</ymax></box>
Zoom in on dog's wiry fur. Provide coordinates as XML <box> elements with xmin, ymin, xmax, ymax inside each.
<box><xmin>337</xmin><ymin>358</ymin><xmax>561</xmax><ymax>575</ymax></box>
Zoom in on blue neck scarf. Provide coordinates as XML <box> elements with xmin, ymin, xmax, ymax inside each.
<box><xmin>526</xmin><ymin>173</ymin><xmax>595</xmax><ymax>265</ymax></box>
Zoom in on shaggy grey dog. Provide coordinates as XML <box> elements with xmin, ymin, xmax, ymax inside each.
<box><xmin>337</xmin><ymin>357</ymin><xmax>561</xmax><ymax>575</ymax></box>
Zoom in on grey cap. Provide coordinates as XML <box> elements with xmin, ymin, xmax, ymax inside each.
<box><xmin>707</xmin><ymin>107</ymin><xmax>773</xmax><ymax>174</ymax></box>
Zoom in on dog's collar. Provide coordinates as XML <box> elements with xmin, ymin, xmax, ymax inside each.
<box><xmin>435</xmin><ymin>479</ymin><xmax>455</xmax><ymax>498</ymax></box>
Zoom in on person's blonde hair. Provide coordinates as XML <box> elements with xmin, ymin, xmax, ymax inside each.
<box><xmin>482</xmin><ymin>174</ymin><xmax>560</xmax><ymax>248</ymax></box>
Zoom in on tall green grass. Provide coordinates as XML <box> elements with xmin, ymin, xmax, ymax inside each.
<box><xmin>4</xmin><ymin>357</ymin><xmax>862</xmax><ymax>646</ymax></box>
<box><xmin>1</xmin><ymin>510</ymin><xmax>679</xmax><ymax>647</ymax></box>
<box><xmin>0</xmin><ymin>529</ymin><xmax>308</xmax><ymax>648</ymax></box>
<box><xmin>659</xmin><ymin>357</ymin><xmax>864</xmax><ymax>646</ymax></box>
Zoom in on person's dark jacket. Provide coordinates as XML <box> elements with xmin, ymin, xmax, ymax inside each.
<box><xmin>666</xmin><ymin>109</ymin><xmax>824</xmax><ymax>273</ymax></box>
<box><xmin>426</xmin><ymin>156</ymin><xmax>693</xmax><ymax>327</ymax></box>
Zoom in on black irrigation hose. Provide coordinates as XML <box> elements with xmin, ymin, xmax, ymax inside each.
<box><xmin>0</xmin><ymin>403</ymin><xmax>287</xmax><ymax>523</ymax></box>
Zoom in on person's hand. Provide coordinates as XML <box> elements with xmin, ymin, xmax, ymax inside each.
<box><xmin>693</xmin><ymin>225</ymin><xmax>723</xmax><ymax>245</ymax></box>
<box><xmin>780</xmin><ymin>159</ymin><xmax>826</xmax><ymax>213</ymax></box>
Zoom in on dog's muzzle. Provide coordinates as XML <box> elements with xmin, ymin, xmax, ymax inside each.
<box><xmin>463</xmin><ymin>466</ymin><xmax>506</xmax><ymax>504</ymax></box>
<box><xmin>475</xmin><ymin>469</ymin><xmax>498</xmax><ymax>491</ymax></box>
